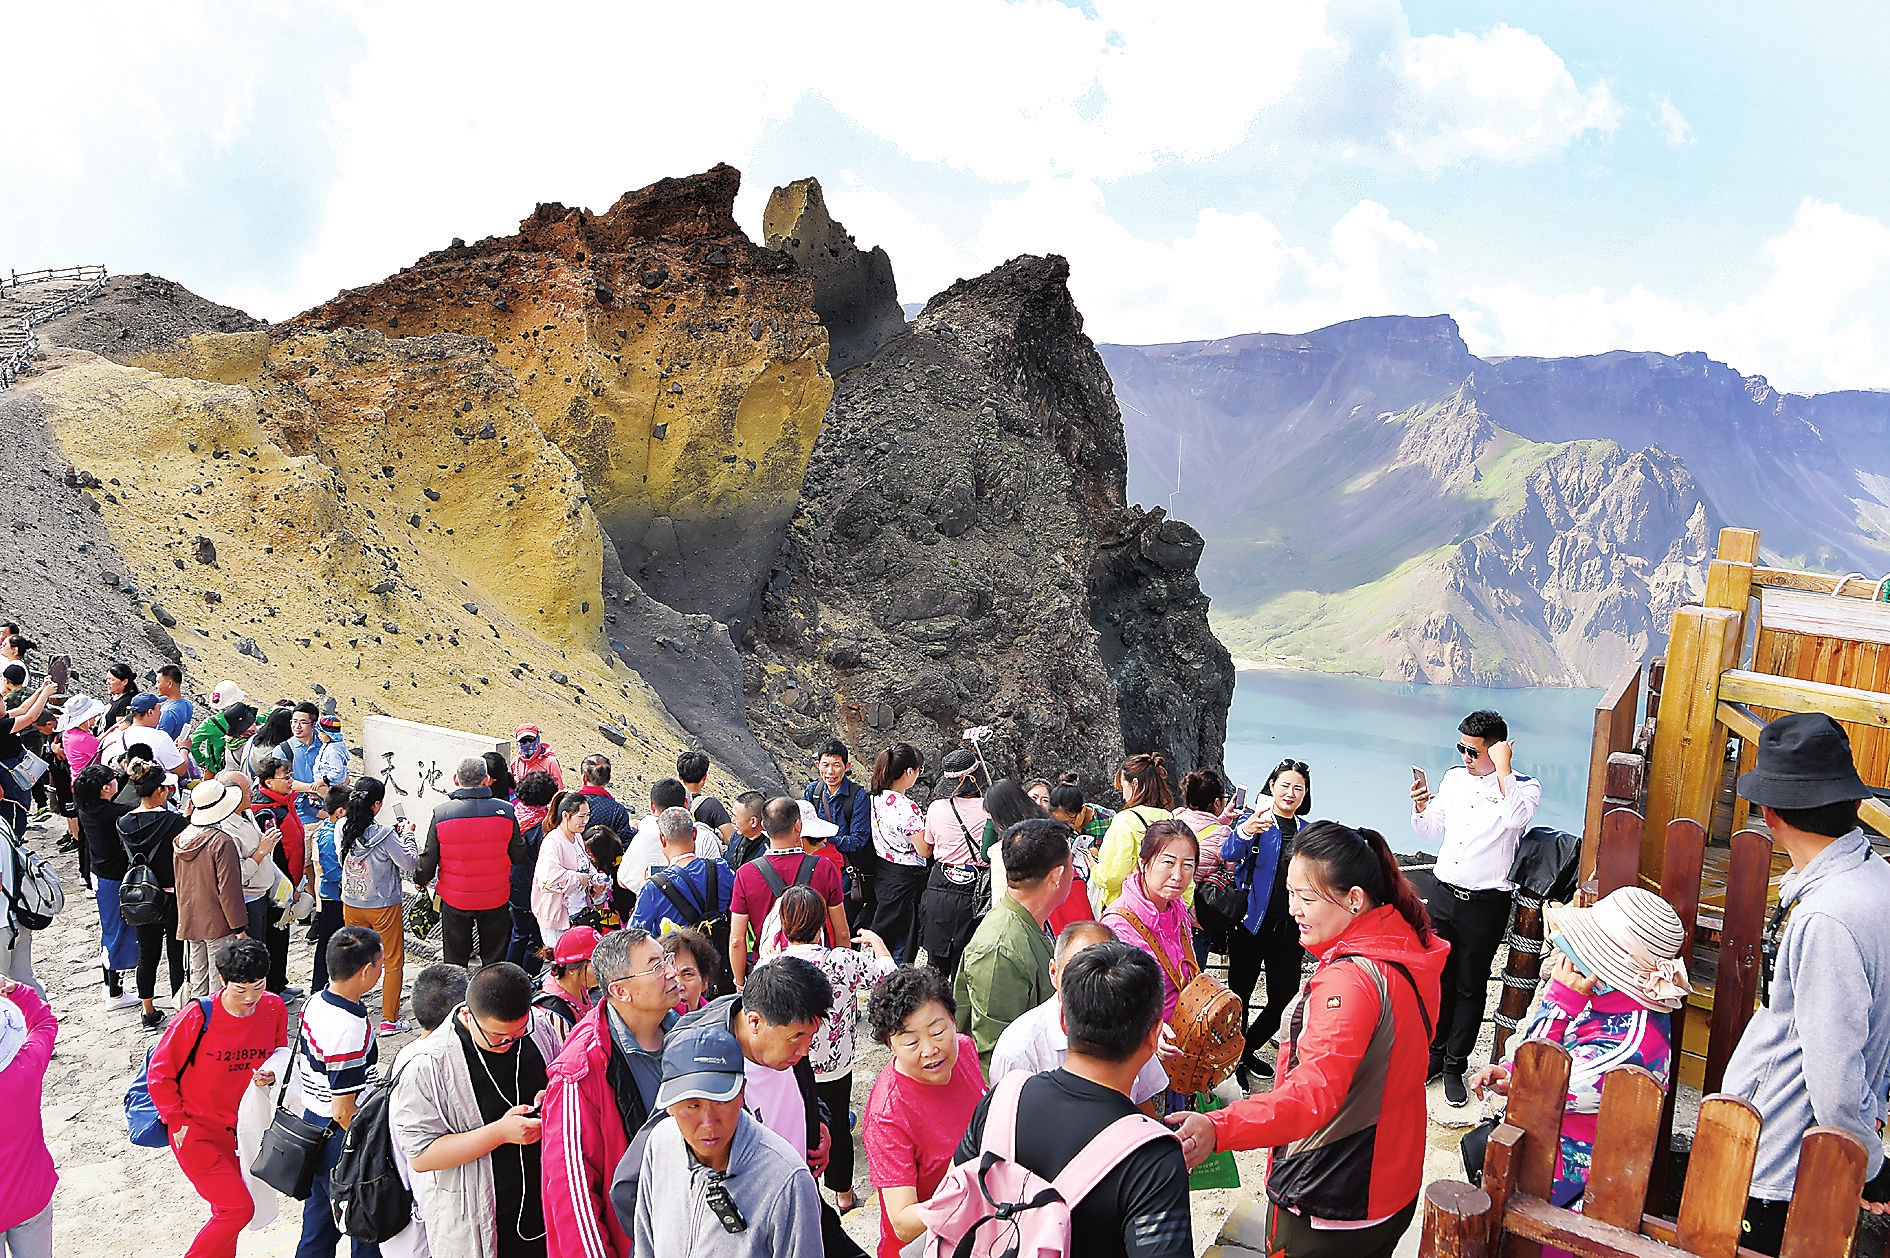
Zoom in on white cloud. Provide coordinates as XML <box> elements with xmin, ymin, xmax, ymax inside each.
<box><xmin>1462</xmin><ymin>199</ymin><xmax>1890</xmax><ymax>393</ymax></box>
<box><xmin>1653</xmin><ymin>94</ymin><xmax>1695</xmax><ymax>147</ymax></box>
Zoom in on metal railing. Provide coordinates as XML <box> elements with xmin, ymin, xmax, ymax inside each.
<box><xmin>0</xmin><ymin>264</ymin><xmax>108</xmax><ymax>389</ymax></box>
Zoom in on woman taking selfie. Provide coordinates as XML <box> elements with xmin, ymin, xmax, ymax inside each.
<box><xmin>1215</xmin><ymin>758</ymin><xmax>1312</xmax><ymax>1084</ymax></box>
<box><xmin>1168</xmin><ymin>821</ymin><xmax>1446</xmax><ymax>1258</ymax></box>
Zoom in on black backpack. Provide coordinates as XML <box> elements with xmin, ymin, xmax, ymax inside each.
<box><xmin>329</xmin><ymin>1071</ymin><xmax>413</xmax><ymax>1243</ymax></box>
<box><xmin>118</xmin><ymin>823</ymin><xmax>166</xmax><ymax>928</ymax></box>
<box><xmin>650</xmin><ymin>863</ymin><xmax>731</xmax><ymax>971</ymax></box>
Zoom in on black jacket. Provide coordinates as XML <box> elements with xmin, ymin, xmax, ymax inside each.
<box><xmin>118</xmin><ymin>807</ymin><xmax>188</xmax><ymax>888</ymax></box>
<box><xmin>80</xmin><ymin>798</ymin><xmax>134</xmax><ymax>880</ymax></box>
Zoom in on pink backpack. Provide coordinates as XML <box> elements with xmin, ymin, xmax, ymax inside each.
<box><xmin>905</xmin><ymin>1070</ymin><xmax>1179</xmax><ymax>1258</ymax></box>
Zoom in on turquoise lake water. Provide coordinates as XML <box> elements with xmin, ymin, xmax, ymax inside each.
<box><xmin>1220</xmin><ymin>670</ymin><xmax>1610</xmax><ymax>853</ymax></box>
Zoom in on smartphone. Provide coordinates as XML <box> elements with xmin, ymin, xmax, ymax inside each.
<box><xmin>392</xmin><ymin>803</ymin><xmax>407</xmax><ymax>822</ymax></box>
<box><xmin>1231</xmin><ymin>783</ymin><xmax>1249</xmax><ymax>811</ymax></box>
<box><xmin>1412</xmin><ymin>766</ymin><xmax>1428</xmax><ymax>793</ymax></box>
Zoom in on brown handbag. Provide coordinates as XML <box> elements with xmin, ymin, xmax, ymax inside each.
<box><xmin>1111</xmin><ymin>909</ymin><xmax>1245</xmax><ymax>1096</ymax></box>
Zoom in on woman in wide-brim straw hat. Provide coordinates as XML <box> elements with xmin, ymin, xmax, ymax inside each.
<box><xmin>1468</xmin><ymin>885</ymin><xmax>1691</xmax><ymax>1208</ymax></box>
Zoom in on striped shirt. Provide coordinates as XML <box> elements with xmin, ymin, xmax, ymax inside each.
<box><xmin>295</xmin><ymin>989</ymin><xmax>377</xmax><ymax>1121</ymax></box>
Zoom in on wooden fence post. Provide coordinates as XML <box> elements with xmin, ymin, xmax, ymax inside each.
<box><xmin>1419</xmin><ymin>1181</ymin><xmax>1495</xmax><ymax>1258</ymax></box>
<box><xmin>1705</xmin><ymin>829</ymin><xmax>1772</xmax><ymax>1095</ymax></box>
<box><xmin>1646</xmin><ymin>818</ymin><xmax>1706</xmax><ymax>1215</ymax></box>
<box><xmin>1643</xmin><ymin>606</ymin><xmax>1742</xmax><ymax>881</ymax></box>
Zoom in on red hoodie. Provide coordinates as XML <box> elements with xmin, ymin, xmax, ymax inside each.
<box><xmin>250</xmin><ymin>789</ymin><xmax>307</xmax><ymax>886</ymax></box>
<box><xmin>1208</xmin><ymin>904</ymin><xmax>1447</xmax><ymax>1222</ymax></box>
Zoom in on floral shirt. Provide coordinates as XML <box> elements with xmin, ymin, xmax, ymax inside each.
<box><xmin>872</xmin><ymin>790</ymin><xmax>927</xmax><ymax>867</ymax></box>
<box><xmin>771</xmin><ymin>941</ymin><xmax>896</xmax><ymax>1081</ymax></box>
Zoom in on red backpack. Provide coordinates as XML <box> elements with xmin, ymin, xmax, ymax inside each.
<box><xmin>908</xmin><ymin>1070</ymin><xmax>1177</xmax><ymax>1258</ymax></box>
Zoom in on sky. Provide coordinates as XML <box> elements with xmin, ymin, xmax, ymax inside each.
<box><xmin>8</xmin><ymin>1</ymin><xmax>1890</xmax><ymax>395</ymax></box>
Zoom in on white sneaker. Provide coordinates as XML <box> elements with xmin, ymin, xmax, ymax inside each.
<box><xmin>103</xmin><ymin>990</ymin><xmax>139</xmax><ymax>1010</ymax></box>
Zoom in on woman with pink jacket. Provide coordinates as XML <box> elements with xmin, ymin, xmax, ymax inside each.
<box><xmin>1104</xmin><ymin>817</ymin><xmax>1201</xmax><ymax>1022</ymax></box>
<box><xmin>0</xmin><ymin>974</ymin><xmax>57</xmax><ymax>1257</ymax></box>
<box><xmin>532</xmin><ymin>792</ymin><xmax>601</xmax><ymax>945</ymax></box>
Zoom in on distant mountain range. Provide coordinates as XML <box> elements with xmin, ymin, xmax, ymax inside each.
<box><xmin>1099</xmin><ymin>316</ymin><xmax>1890</xmax><ymax>686</ymax></box>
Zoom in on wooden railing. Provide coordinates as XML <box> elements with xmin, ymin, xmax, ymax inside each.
<box><xmin>0</xmin><ymin>265</ymin><xmax>108</xmax><ymax>389</ymax></box>
<box><xmin>1420</xmin><ymin>1040</ymin><xmax>1868</xmax><ymax>1258</ymax></box>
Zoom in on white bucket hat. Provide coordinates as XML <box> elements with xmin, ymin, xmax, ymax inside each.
<box><xmin>189</xmin><ymin>778</ymin><xmax>247</xmax><ymax>828</ymax></box>
<box><xmin>209</xmin><ymin>680</ymin><xmax>249</xmax><ymax>711</ymax></box>
<box><xmin>1546</xmin><ymin>886</ymin><xmax>1693</xmax><ymax>1011</ymax></box>
<box><xmin>795</xmin><ymin>797</ymin><xmax>839</xmax><ymax>839</ymax></box>
<box><xmin>56</xmin><ymin>693</ymin><xmax>108</xmax><ymax>733</ymax></box>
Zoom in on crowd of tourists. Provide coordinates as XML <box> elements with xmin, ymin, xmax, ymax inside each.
<box><xmin>0</xmin><ymin>621</ymin><xmax>1882</xmax><ymax>1258</ymax></box>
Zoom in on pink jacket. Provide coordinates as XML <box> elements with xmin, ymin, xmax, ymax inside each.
<box><xmin>542</xmin><ymin>1004</ymin><xmax>635</xmax><ymax>1258</ymax></box>
<box><xmin>0</xmin><ymin>984</ymin><xmax>57</xmax><ymax>1230</ymax></box>
<box><xmin>1175</xmin><ymin>808</ymin><xmax>1233</xmax><ymax>882</ymax></box>
<box><xmin>533</xmin><ymin>830</ymin><xmax>595</xmax><ymax>936</ymax></box>
<box><xmin>1105</xmin><ymin>872</ymin><xmax>1196</xmax><ymax>1021</ymax></box>
<box><xmin>62</xmin><ymin>728</ymin><xmax>101</xmax><ymax>778</ymax></box>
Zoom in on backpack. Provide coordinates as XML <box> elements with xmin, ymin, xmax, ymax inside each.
<box><xmin>752</xmin><ymin>854</ymin><xmax>822</xmax><ymax>955</ymax></box>
<box><xmin>329</xmin><ymin>1070</ymin><xmax>414</xmax><ymax>1243</ymax></box>
<box><xmin>125</xmin><ymin>997</ymin><xmax>214</xmax><ymax>1147</ymax></box>
<box><xmin>649</xmin><ymin>863</ymin><xmax>728</xmax><ymax>944</ymax></box>
<box><xmin>0</xmin><ymin>821</ymin><xmax>63</xmax><ymax>933</ymax></box>
<box><xmin>910</xmin><ymin>1070</ymin><xmax>1176</xmax><ymax>1258</ymax></box>
<box><xmin>119</xmin><ymin>860</ymin><xmax>166</xmax><ymax>928</ymax></box>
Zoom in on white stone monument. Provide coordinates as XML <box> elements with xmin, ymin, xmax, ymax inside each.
<box><xmin>361</xmin><ymin>714</ymin><xmax>509</xmax><ymax>837</ymax></box>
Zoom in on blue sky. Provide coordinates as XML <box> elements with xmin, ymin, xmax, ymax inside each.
<box><xmin>8</xmin><ymin>1</ymin><xmax>1890</xmax><ymax>393</ymax></box>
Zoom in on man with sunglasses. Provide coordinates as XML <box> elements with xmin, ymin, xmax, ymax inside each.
<box><xmin>542</xmin><ymin>928</ymin><xmax>679</xmax><ymax>1258</ymax></box>
<box><xmin>1722</xmin><ymin>713</ymin><xmax>1890</xmax><ymax>1254</ymax></box>
<box><xmin>393</xmin><ymin>962</ymin><xmax>565</xmax><ymax>1258</ymax></box>
<box><xmin>1410</xmin><ymin>708</ymin><xmax>1540</xmax><ymax>1107</ymax></box>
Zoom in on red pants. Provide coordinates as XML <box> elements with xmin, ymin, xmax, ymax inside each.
<box><xmin>172</xmin><ymin>1126</ymin><xmax>255</xmax><ymax>1258</ymax></box>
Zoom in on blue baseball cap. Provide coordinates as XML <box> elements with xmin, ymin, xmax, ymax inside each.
<box><xmin>128</xmin><ymin>693</ymin><xmax>162</xmax><ymax>715</ymax></box>
<box><xmin>654</xmin><ymin>1022</ymin><xmax>747</xmax><ymax>1109</ymax></box>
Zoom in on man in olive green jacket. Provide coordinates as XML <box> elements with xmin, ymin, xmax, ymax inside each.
<box><xmin>953</xmin><ymin>819</ymin><xmax>1076</xmax><ymax>1070</ymax></box>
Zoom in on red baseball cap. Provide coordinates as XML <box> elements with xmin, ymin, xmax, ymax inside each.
<box><xmin>552</xmin><ymin>927</ymin><xmax>601</xmax><ymax>965</ymax></box>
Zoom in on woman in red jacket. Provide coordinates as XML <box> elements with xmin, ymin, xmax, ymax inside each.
<box><xmin>1169</xmin><ymin>821</ymin><xmax>1447</xmax><ymax>1258</ymax></box>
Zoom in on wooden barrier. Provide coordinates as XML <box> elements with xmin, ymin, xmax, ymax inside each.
<box><xmin>1420</xmin><ymin>1042</ymin><xmax>1870</xmax><ymax>1258</ymax></box>
<box><xmin>1584</xmin><ymin>661</ymin><xmax>1646</xmax><ymax>881</ymax></box>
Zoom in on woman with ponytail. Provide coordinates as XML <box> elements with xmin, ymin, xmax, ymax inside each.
<box><xmin>1094</xmin><ymin>751</ymin><xmax>1175</xmax><ymax>910</ymax></box>
<box><xmin>1167</xmin><ymin>821</ymin><xmax>1446</xmax><ymax>1258</ymax></box>
<box><xmin>868</xmin><ymin>741</ymin><xmax>929</xmax><ymax>964</ymax></box>
<box><xmin>336</xmin><ymin>776</ymin><xmax>416</xmax><ymax>1034</ymax></box>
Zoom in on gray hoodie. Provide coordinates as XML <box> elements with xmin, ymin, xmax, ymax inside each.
<box><xmin>624</xmin><ymin>1110</ymin><xmax>820</xmax><ymax>1258</ymax></box>
<box><xmin>1722</xmin><ymin>827</ymin><xmax>1890</xmax><ymax>1198</ymax></box>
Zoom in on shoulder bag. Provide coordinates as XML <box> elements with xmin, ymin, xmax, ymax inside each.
<box><xmin>251</xmin><ymin>1091</ymin><xmax>334</xmax><ymax>1200</ymax></box>
<box><xmin>1113</xmin><ymin>908</ymin><xmax>1244</xmax><ymax>1096</ymax></box>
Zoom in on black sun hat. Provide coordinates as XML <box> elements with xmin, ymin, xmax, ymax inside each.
<box><xmin>1736</xmin><ymin>711</ymin><xmax>1872</xmax><ymax>810</ymax></box>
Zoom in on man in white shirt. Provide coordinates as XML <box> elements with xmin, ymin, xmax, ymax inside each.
<box><xmin>621</xmin><ymin>783</ymin><xmax>724</xmax><ymax>894</ymax></box>
<box><xmin>100</xmin><ymin>693</ymin><xmax>189</xmax><ymax>772</ymax></box>
<box><xmin>1410</xmin><ymin>708</ymin><xmax>1541</xmax><ymax>1107</ymax></box>
<box><xmin>989</xmin><ymin>920</ymin><xmax>1169</xmax><ymax>1105</ymax></box>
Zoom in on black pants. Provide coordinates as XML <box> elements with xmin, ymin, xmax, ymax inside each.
<box><xmin>507</xmin><ymin>904</ymin><xmax>545</xmax><ymax>975</ymax></box>
<box><xmin>441</xmin><ymin>902</ymin><xmax>512</xmax><ymax>969</ymax></box>
<box><xmin>1227</xmin><ymin>917</ymin><xmax>1305</xmax><ymax>1058</ymax></box>
<box><xmin>1429</xmin><ymin>886</ymin><xmax>1512</xmax><ymax>1072</ymax></box>
<box><xmin>246</xmin><ymin>896</ymin><xmax>291</xmax><ymax>993</ymax></box>
<box><xmin>815</xmin><ymin>1074</ymin><xmax>856</xmax><ymax>1194</ymax></box>
<box><xmin>870</xmin><ymin>862</ymin><xmax>929</xmax><ymax>965</ymax></box>
<box><xmin>1265</xmin><ymin>1197</ymin><xmax>1416</xmax><ymax>1258</ymax></box>
<box><xmin>1741</xmin><ymin>1198</ymin><xmax>1790</xmax><ymax>1257</ymax></box>
<box><xmin>310</xmin><ymin>900</ymin><xmax>344</xmax><ymax>990</ymax></box>
<box><xmin>136</xmin><ymin>895</ymin><xmax>186</xmax><ymax>1001</ymax></box>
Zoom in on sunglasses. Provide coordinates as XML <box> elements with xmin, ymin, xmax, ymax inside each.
<box><xmin>1456</xmin><ymin>743</ymin><xmax>1483</xmax><ymax>758</ymax></box>
<box><xmin>1274</xmin><ymin>759</ymin><xmax>1309</xmax><ymax>774</ymax></box>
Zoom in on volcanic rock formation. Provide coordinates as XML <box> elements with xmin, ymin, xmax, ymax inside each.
<box><xmin>763</xmin><ymin>178</ymin><xmax>905</xmax><ymax>376</ymax></box>
<box><xmin>34</xmin><ymin>272</ymin><xmax>267</xmax><ymax>361</ymax></box>
<box><xmin>293</xmin><ymin>164</ymin><xmax>832</xmax><ymax>644</ymax></box>
<box><xmin>743</xmin><ymin>254</ymin><xmax>1232</xmax><ymax>792</ymax></box>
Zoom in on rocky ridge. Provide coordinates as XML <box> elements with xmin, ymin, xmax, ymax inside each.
<box><xmin>762</xmin><ymin>178</ymin><xmax>906</xmax><ymax>376</ymax></box>
<box><xmin>744</xmin><ymin>254</ymin><xmax>1232</xmax><ymax>792</ymax></box>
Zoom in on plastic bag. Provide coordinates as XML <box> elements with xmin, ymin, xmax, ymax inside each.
<box><xmin>1187</xmin><ymin>1090</ymin><xmax>1241</xmax><ymax>1190</ymax></box>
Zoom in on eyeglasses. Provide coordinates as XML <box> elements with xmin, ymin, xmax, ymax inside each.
<box><xmin>613</xmin><ymin>956</ymin><xmax>677</xmax><ymax>990</ymax></box>
<box><xmin>1456</xmin><ymin>743</ymin><xmax>1482</xmax><ymax>758</ymax></box>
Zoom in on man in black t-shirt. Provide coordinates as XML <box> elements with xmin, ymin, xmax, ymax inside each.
<box><xmin>951</xmin><ymin>942</ymin><xmax>1192</xmax><ymax>1258</ymax></box>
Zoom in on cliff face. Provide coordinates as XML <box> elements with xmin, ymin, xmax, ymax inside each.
<box><xmin>1102</xmin><ymin>315</ymin><xmax>1886</xmax><ymax>686</ymax></box>
<box><xmin>292</xmin><ymin>164</ymin><xmax>832</xmax><ymax>641</ymax></box>
<box><xmin>743</xmin><ymin>255</ymin><xmax>1232</xmax><ymax>791</ymax></box>
<box><xmin>763</xmin><ymin>178</ymin><xmax>905</xmax><ymax>376</ymax></box>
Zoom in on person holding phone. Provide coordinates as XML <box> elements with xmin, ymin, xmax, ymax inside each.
<box><xmin>1215</xmin><ymin>759</ymin><xmax>1312</xmax><ymax>1087</ymax></box>
<box><xmin>1411</xmin><ymin>709</ymin><xmax>1541</xmax><ymax>1107</ymax></box>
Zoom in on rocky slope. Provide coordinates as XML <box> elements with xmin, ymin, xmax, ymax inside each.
<box><xmin>34</xmin><ymin>272</ymin><xmax>267</xmax><ymax>360</ymax></box>
<box><xmin>1101</xmin><ymin>316</ymin><xmax>1883</xmax><ymax>685</ymax></box>
<box><xmin>744</xmin><ymin>255</ymin><xmax>1232</xmax><ymax>792</ymax></box>
<box><xmin>292</xmin><ymin>164</ymin><xmax>832</xmax><ymax>645</ymax></box>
